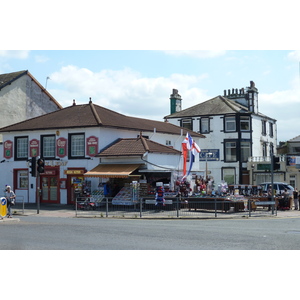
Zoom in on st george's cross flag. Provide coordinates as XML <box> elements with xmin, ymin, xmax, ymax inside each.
<box><xmin>182</xmin><ymin>133</ymin><xmax>201</xmax><ymax>177</ymax></box>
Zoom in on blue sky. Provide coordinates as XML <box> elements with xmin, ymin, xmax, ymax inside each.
<box><xmin>1</xmin><ymin>50</ymin><xmax>300</xmax><ymax>143</ymax></box>
<box><xmin>1</xmin><ymin>1</ymin><xmax>300</xmax><ymax>144</ymax></box>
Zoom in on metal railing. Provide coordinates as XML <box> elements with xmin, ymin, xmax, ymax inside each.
<box><xmin>75</xmin><ymin>196</ymin><xmax>277</xmax><ymax>218</ymax></box>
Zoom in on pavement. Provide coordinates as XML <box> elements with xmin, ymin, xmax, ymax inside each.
<box><xmin>2</xmin><ymin>203</ymin><xmax>300</xmax><ymax>222</ymax></box>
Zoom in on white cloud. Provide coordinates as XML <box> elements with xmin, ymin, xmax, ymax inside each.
<box><xmin>49</xmin><ymin>65</ymin><xmax>209</xmax><ymax>120</ymax></box>
<box><xmin>0</xmin><ymin>50</ymin><xmax>30</xmax><ymax>59</ymax></box>
<box><xmin>287</xmin><ymin>50</ymin><xmax>300</xmax><ymax>61</ymax></box>
<box><xmin>162</xmin><ymin>50</ymin><xmax>227</xmax><ymax>58</ymax></box>
<box><xmin>260</xmin><ymin>85</ymin><xmax>300</xmax><ymax>142</ymax></box>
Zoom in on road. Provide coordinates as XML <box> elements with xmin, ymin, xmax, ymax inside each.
<box><xmin>1</xmin><ymin>215</ymin><xmax>300</xmax><ymax>250</ymax></box>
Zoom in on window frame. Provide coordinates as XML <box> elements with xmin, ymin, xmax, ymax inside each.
<box><xmin>224</xmin><ymin>116</ymin><xmax>236</xmax><ymax>132</ymax></box>
<box><xmin>240</xmin><ymin>141</ymin><xmax>251</xmax><ymax>162</ymax></box>
<box><xmin>68</xmin><ymin>133</ymin><xmax>85</xmax><ymax>159</ymax></box>
<box><xmin>41</xmin><ymin>134</ymin><xmax>56</xmax><ymax>159</ymax></box>
<box><xmin>200</xmin><ymin>117</ymin><xmax>210</xmax><ymax>134</ymax></box>
<box><xmin>14</xmin><ymin>136</ymin><xmax>28</xmax><ymax>161</ymax></box>
<box><xmin>224</xmin><ymin>140</ymin><xmax>237</xmax><ymax>162</ymax></box>
<box><xmin>240</xmin><ymin>116</ymin><xmax>250</xmax><ymax>131</ymax></box>
<box><xmin>180</xmin><ymin>118</ymin><xmax>193</xmax><ymax>131</ymax></box>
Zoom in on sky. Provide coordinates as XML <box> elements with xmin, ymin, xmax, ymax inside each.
<box><xmin>1</xmin><ymin>50</ymin><xmax>300</xmax><ymax>142</ymax></box>
<box><xmin>1</xmin><ymin>1</ymin><xmax>300</xmax><ymax>144</ymax></box>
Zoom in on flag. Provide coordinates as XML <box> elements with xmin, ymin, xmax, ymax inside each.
<box><xmin>187</xmin><ymin>138</ymin><xmax>201</xmax><ymax>176</ymax></box>
<box><xmin>182</xmin><ymin>133</ymin><xmax>201</xmax><ymax>176</ymax></box>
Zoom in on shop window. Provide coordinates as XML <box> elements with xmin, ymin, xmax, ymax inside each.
<box><xmin>14</xmin><ymin>136</ymin><xmax>28</xmax><ymax>160</ymax></box>
<box><xmin>69</xmin><ymin>133</ymin><xmax>85</xmax><ymax>159</ymax></box>
<box><xmin>225</xmin><ymin>116</ymin><xmax>236</xmax><ymax>132</ymax></box>
<box><xmin>16</xmin><ymin>169</ymin><xmax>29</xmax><ymax>189</ymax></box>
<box><xmin>222</xmin><ymin>168</ymin><xmax>235</xmax><ymax>185</ymax></box>
<box><xmin>41</xmin><ymin>135</ymin><xmax>56</xmax><ymax>158</ymax></box>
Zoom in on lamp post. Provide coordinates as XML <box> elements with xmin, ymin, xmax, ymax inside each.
<box><xmin>206</xmin><ymin>152</ymin><xmax>213</xmax><ymax>194</ymax></box>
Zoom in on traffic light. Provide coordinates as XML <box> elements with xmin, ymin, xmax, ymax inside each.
<box><xmin>29</xmin><ymin>157</ymin><xmax>37</xmax><ymax>177</ymax></box>
<box><xmin>37</xmin><ymin>157</ymin><xmax>45</xmax><ymax>174</ymax></box>
<box><xmin>273</xmin><ymin>155</ymin><xmax>280</xmax><ymax>171</ymax></box>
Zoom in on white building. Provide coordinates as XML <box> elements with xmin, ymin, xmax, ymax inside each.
<box><xmin>0</xmin><ymin>99</ymin><xmax>204</xmax><ymax>205</ymax></box>
<box><xmin>165</xmin><ymin>82</ymin><xmax>277</xmax><ymax>185</ymax></box>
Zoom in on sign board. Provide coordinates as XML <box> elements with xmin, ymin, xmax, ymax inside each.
<box><xmin>29</xmin><ymin>139</ymin><xmax>39</xmax><ymax>157</ymax></box>
<box><xmin>255</xmin><ymin>201</ymin><xmax>276</xmax><ymax>205</ymax></box>
<box><xmin>257</xmin><ymin>164</ymin><xmax>271</xmax><ymax>171</ymax></box>
<box><xmin>0</xmin><ymin>197</ymin><xmax>7</xmax><ymax>217</ymax></box>
<box><xmin>3</xmin><ymin>140</ymin><xmax>13</xmax><ymax>159</ymax></box>
<box><xmin>86</xmin><ymin>136</ymin><xmax>98</xmax><ymax>157</ymax></box>
<box><xmin>199</xmin><ymin>149</ymin><xmax>220</xmax><ymax>161</ymax></box>
<box><xmin>56</xmin><ymin>138</ymin><xmax>67</xmax><ymax>158</ymax></box>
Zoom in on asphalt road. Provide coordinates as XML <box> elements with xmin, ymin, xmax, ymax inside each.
<box><xmin>1</xmin><ymin>215</ymin><xmax>300</xmax><ymax>250</ymax></box>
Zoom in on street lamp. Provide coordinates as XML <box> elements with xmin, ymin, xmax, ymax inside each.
<box><xmin>205</xmin><ymin>152</ymin><xmax>213</xmax><ymax>193</ymax></box>
<box><xmin>205</xmin><ymin>152</ymin><xmax>213</xmax><ymax>179</ymax></box>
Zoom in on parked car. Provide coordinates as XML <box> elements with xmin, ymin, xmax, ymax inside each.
<box><xmin>260</xmin><ymin>182</ymin><xmax>294</xmax><ymax>196</ymax></box>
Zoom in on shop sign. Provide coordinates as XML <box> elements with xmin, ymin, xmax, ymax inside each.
<box><xmin>56</xmin><ymin>137</ymin><xmax>67</xmax><ymax>158</ymax></box>
<box><xmin>199</xmin><ymin>149</ymin><xmax>220</xmax><ymax>161</ymax></box>
<box><xmin>29</xmin><ymin>139</ymin><xmax>39</xmax><ymax>157</ymax></box>
<box><xmin>257</xmin><ymin>164</ymin><xmax>271</xmax><ymax>171</ymax></box>
<box><xmin>86</xmin><ymin>136</ymin><xmax>98</xmax><ymax>157</ymax></box>
<box><xmin>64</xmin><ymin>170</ymin><xmax>85</xmax><ymax>175</ymax></box>
<box><xmin>3</xmin><ymin>140</ymin><xmax>13</xmax><ymax>159</ymax></box>
<box><xmin>44</xmin><ymin>170</ymin><xmax>57</xmax><ymax>176</ymax></box>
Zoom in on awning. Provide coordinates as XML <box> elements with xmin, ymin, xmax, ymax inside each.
<box><xmin>84</xmin><ymin>164</ymin><xmax>141</xmax><ymax>178</ymax></box>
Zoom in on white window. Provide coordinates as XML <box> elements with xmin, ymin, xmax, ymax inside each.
<box><xmin>241</xmin><ymin>141</ymin><xmax>251</xmax><ymax>162</ymax></box>
<box><xmin>181</xmin><ymin>119</ymin><xmax>193</xmax><ymax>130</ymax></box>
<box><xmin>42</xmin><ymin>135</ymin><xmax>56</xmax><ymax>158</ymax></box>
<box><xmin>70</xmin><ymin>133</ymin><xmax>85</xmax><ymax>158</ymax></box>
<box><xmin>240</xmin><ymin>116</ymin><xmax>250</xmax><ymax>131</ymax></box>
<box><xmin>200</xmin><ymin>118</ymin><xmax>209</xmax><ymax>133</ymax></box>
<box><xmin>225</xmin><ymin>141</ymin><xmax>237</xmax><ymax>161</ymax></box>
<box><xmin>16</xmin><ymin>137</ymin><xmax>28</xmax><ymax>159</ymax></box>
<box><xmin>17</xmin><ymin>170</ymin><xmax>29</xmax><ymax>189</ymax></box>
<box><xmin>225</xmin><ymin>116</ymin><xmax>236</xmax><ymax>132</ymax></box>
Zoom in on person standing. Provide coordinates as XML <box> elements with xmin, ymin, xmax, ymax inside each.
<box><xmin>293</xmin><ymin>188</ymin><xmax>299</xmax><ymax>210</ymax></box>
<box><xmin>5</xmin><ymin>185</ymin><xmax>16</xmax><ymax>218</ymax></box>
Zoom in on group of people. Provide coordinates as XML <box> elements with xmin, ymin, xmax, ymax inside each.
<box><xmin>293</xmin><ymin>188</ymin><xmax>300</xmax><ymax>210</ymax></box>
<box><xmin>267</xmin><ymin>184</ymin><xmax>300</xmax><ymax>211</ymax></box>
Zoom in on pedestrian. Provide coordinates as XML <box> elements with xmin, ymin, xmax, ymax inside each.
<box><xmin>298</xmin><ymin>192</ymin><xmax>300</xmax><ymax>211</ymax></box>
<box><xmin>283</xmin><ymin>188</ymin><xmax>290</xmax><ymax>209</ymax></box>
<box><xmin>293</xmin><ymin>188</ymin><xmax>299</xmax><ymax>210</ymax></box>
<box><xmin>5</xmin><ymin>185</ymin><xmax>16</xmax><ymax>218</ymax></box>
<box><xmin>267</xmin><ymin>184</ymin><xmax>272</xmax><ymax>211</ymax></box>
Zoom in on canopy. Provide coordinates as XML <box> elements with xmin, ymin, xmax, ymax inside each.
<box><xmin>84</xmin><ymin>164</ymin><xmax>141</xmax><ymax>178</ymax></box>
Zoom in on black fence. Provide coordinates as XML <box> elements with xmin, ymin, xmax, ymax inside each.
<box><xmin>75</xmin><ymin>196</ymin><xmax>277</xmax><ymax>218</ymax></box>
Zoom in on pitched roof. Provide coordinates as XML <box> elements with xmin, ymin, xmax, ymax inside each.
<box><xmin>98</xmin><ymin>136</ymin><xmax>181</xmax><ymax>157</ymax></box>
<box><xmin>164</xmin><ymin>95</ymin><xmax>249</xmax><ymax>119</ymax></box>
<box><xmin>0</xmin><ymin>70</ymin><xmax>62</xmax><ymax>109</ymax></box>
<box><xmin>0</xmin><ymin>100</ymin><xmax>205</xmax><ymax>138</ymax></box>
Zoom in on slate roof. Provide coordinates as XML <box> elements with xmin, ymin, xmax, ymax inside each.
<box><xmin>98</xmin><ymin>136</ymin><xmax>182</xmax><ymax>157</ymax></box>
<box><xmin>164</xmin><ymin>95</ymin><xmax>275</xmax><ymax>120</ymax></box>
<box><xmin>0</xmin><ymin>70</ymin><xmax>62</xmax><ymax>109</ymax></box>
<box><xmin>0</xmin><ymin>100</ymin><xmax>205</xmax><ymax>138</ymax></box>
